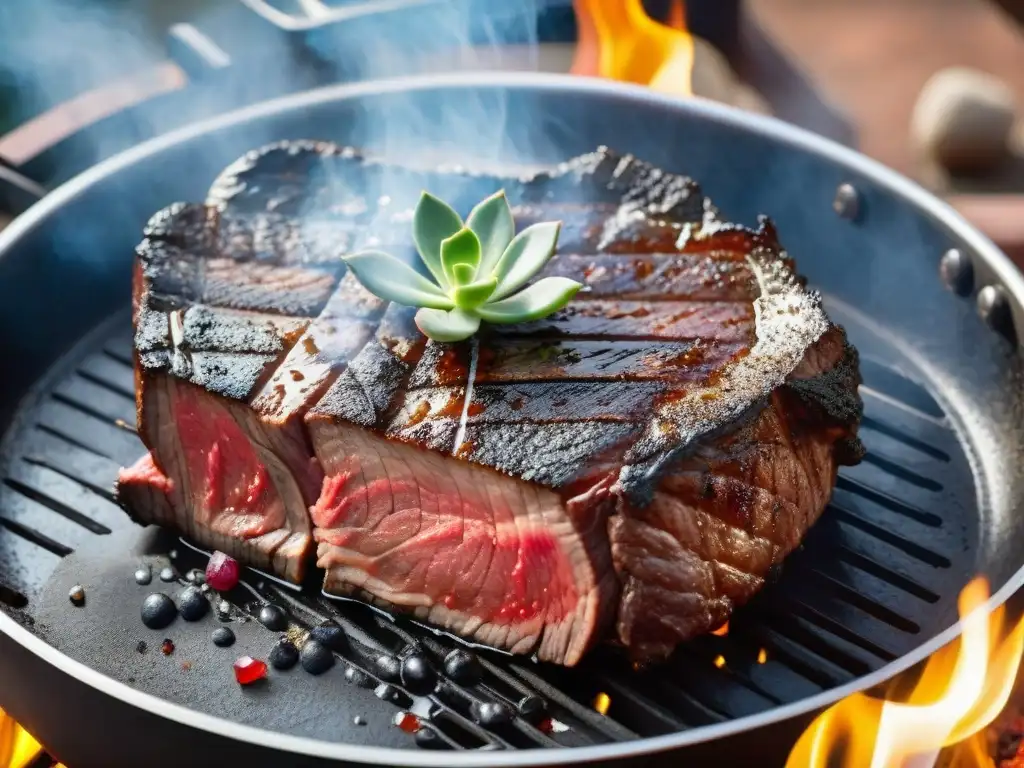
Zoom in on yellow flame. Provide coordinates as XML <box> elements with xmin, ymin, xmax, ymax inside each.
<box><xmin>0</xmin><ymin>708</ymin><xmax>45</xmax><ymax>768</ymax></box>
<box><xmin>785</xmin><ymin>578</ymin><xmax>1024</xmax><ymax>768</ymax></box>
<box><xmin>712</xmin><ymin>621</ymin><xmax>729</xmax><ymax>637</ymax></box>
<box><xmin>758</xmin><ymin>648</ymin><xmax>768</xmax><ymax>665</ymax></box>
<box><xmin>713</xmin><ymin>655</ymin><xmax>726</xmax><ymax>669</ymax></box>
<box><xmin>593</xmin><ymin>692</ymin><xmax>612</xmax><ymax>716</ymax></box>
<box><xmin>571</xmin><ymin>0</ymin><xmax>694</xmax><ymax>97</ymax></box>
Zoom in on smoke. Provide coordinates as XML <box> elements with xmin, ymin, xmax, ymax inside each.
<box><xmin>305</xmin><ymin>0</ymin><xmax>550</xmax><ymax>207</ymax></box>
<box><xmin>0</xmin><ymin>0</ymin><xmax>551</xmax><ymax>186</ymax></box>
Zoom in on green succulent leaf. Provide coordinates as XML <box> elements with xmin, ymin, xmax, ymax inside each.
<box><xmin>451</xmin><ymin>263</ymin><xmax>476</xmax><ymax>286</ymax></box>
<box><xmin>490</xmin><ymin>221</ymin><xmax>562</xmax><ymax>301</ymax></box>
<box><xmin>413</xmin><ymin>191</ymin><xmax>463</xmax><ymax>289</ymax></box>
<box><xmin>466</xmin><ymin>190</ymin><xmax>515</xmax><ymax>277</ymax></box>
<box><xmin>343</xmin><ymin>251</ymin><xmax>454</xmax><ymax>310</ymax></box>
<box><xmin>414</xmin><ymin>307</ymin><xmax>482</xmax><ymax>342</ymax></box>
<box><xmin>343</xmin><ymin>191</ymin><xmax>574</xmax><ymax>342</ymax></box>
<box><xmin>453</xmin><ymin>277</ymin><xmax>498</xmax><ymax>310</ymax></box>
<box><xmin>440</xmin><ymin>227</ymin><xmax>482</xmax><ymax>286</ymax></box>
<box><xmin>475</xmin><ymin>276</ymin><xmax>582</xmax><ymax>324</ymax></box>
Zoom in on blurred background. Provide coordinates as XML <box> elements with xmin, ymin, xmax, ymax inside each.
<box><xmin>0</xmin><ymin>0</ymin><xmax>1022</xmax><ymax>240</ymax></box>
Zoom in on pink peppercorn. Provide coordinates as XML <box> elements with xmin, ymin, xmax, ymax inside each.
<box><xmin>205</xmin><ymin>551</ymin><xmax>240</xmax><ymax>591</ymax></box>
<box><xmin>233</xmin><ymin>656</ymin><xmax>267</xmax><ymax>686</ymax></box>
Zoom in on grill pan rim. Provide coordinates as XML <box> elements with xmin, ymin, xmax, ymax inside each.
<box><xmin>1</xmin><ymin>70</ymin><xmax>1021</xmax><ymax>766</ymax></box>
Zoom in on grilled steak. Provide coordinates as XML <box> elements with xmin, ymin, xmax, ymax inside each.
<box><xmin>117</xmin><ymin>141</ymin><xmax>863</xmax><ymax>665</ymax></box>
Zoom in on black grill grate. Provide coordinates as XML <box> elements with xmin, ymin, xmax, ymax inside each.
<box><xmin>0</xmin><ymin>306</ymin><xmax>978</xmax><ymax>750</ymax></box>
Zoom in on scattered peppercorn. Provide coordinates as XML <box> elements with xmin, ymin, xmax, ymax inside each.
<box><xmin>141</xmin><ymin>593</ymin><xmax>177</xmax><ymax>630</ymax></box>
<box><xmin>299</xmin><ymin>639</ymin><xmax>334</xmax><ymax>675</ymax></box>
<box><xmin>134</xmin><ymin>566</ymin><xmax>152</xmax><ymax>586</ymax></box>
<box><xmin>68</xmin><ymin>585</ymin><xmax>86</xmax><ymax>607</ymax></box>
<box><xmin>375</xmin><ymin>654</ymin><xmax>401</xmax><ymax>683</ymax></box>
<box><xmin>178</xmin><ymin>586</ymin><xmax>209</xmax><ymax>622</ymax></box>
<box><xmin>269</xmin><ymin>638</ymin><xmax>299</xmax><ymax>670</ymax></box>
<box><xmin>136</xmin><ymin>641</ymin><xmax>147</xmax><ymax>654</ymax></box>
<box><xmin>160</xmin><ymin>639</ymin><xmax>175</xmax><ymax>656</ymax></box>
<box><xmin>443</xmin><ymin>649</ymin><xmax>482</xmax><ymax>685</ymax></box>
<box><xmin>400</xmin><ymin>654</ymin><xmax>437</xmax><ymax>695</ymax></box>
<box><xmin>212</xmin><ymin>627</ymin><xmax>235</xmax><ymax>648</ymax></box>
<box><xmin>258</xmin><ymin>604</ymin><xmax>287</xmax><ymax>631</ymax></box>
<box><xmin>475</xmin><ymin>701</ymin><xmax>513</xmax><ymax>728</ymax></box>
<box><xmin>517</xmin><ymin>695</ymin><xmax>547</xmax><ymax>723</ymax></box>
<box><xmin>159</xmin><ymin>567</ymin><xmax>177</xmax><ymax>583</ymax></box>
<box><xmin>310</xmin><ymin>619</ymin><xmax>347</xmax><ymax>652</ymax></box>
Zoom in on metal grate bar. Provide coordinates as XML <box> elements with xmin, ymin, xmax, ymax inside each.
<box><xmin>859</xmin><ymin>415</ymin><xmax>951</xmax><ymax>462</ymax></box>
<box><xmin>35</xmin><ymin>401</ymin><xmax>141</xmax><ymax>466</ymax></box>
<box><xmin>834</xmin><ymin>476</ymin><xmax>943</xmax><ymax>527</ymax></box>
<box><xmin>827</xmin><ymin>506</ymin><xmax>952</xmax><ymax>568</ymax></box>
<box><xmin>77</xmin><ymin>355</ymin><xmax>136</xmax><ymax>399</ymax></box>
<box><xmin>3</xmin><ymin>478</ymin><xmax>112</xmax><ymax>535</ymax></box>
<box><xmin>0</xmin><ymin>517</ymin><xmax>73</xmax><ymax>557</ymax></box>
<box><xmin>858</xmin><ymin>357</ymin><xmax>946</xmax><ymax>420</ymax></box>
<box><xmin>833</xmin><ymin>546</ymin><xmax>941</xmax><ymax>604</ymax></box>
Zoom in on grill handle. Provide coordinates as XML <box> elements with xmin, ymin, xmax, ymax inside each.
<box><xmin>0</xmin><ymin>159</ymin><xmax>46</xmax><ymax>217</ymax></box>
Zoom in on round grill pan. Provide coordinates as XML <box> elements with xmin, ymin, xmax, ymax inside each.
<box><xmin>1</xmin><ymin>73</ymin><xmax>1023</xmax><ymax>767</ymax></box>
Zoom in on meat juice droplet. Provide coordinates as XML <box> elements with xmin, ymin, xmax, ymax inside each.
<box><xmin>233</xmin><ymin>657</ymin><xmax>268</xmax><ymax>685</ymax></box>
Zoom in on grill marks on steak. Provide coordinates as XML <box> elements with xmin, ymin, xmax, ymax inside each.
<box><xmin>124</xmin><ymin>198</ymin><xmax>362</xmax><ymax>580</ymax></box>
<box><xmin>118</xmin><ymin>141</ymin><xmax>863</xmax><ymax>665</ymax></box>
<box><xmin>612</xmin><ymin>330</ymin><xmax>855</xmax><ymax>661</ymax></box>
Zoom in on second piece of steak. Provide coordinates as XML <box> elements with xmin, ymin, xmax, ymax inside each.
<box><xmin>118</xmin><ymin>142</ymin><xmax>863</xmax><ymax>666</ymax></box>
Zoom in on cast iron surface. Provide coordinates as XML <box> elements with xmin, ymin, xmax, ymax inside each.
<box><xmin>4</xmin><ymin>300</ymin><xmax>979</xmax><ymax>749</ymax></box>
<box><xmin>0</xmin><ymin>73</ymin><xmax>1022</xmax><ymax>767</ymax></box>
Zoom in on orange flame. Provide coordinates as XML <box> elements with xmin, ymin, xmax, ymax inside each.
<box><xmin>571</xmin><ymin>0</ymin><xmax>694</xmax><ymax>97</ymax></box>
<box><xmin>785</xmin><ymin>578</ymin><xmax>1024</xmax><ymax>768</ymax></box>
<box><xmin>0</xmin><ymin>708</ymin><xmax>66</xmax><ymax>768</ymax></box>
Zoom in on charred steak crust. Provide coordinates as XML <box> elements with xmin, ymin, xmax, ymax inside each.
<box><xmin>117</xmin><ymin>141</ymin><xmax>863</xmax><ymax>665</ymax></box>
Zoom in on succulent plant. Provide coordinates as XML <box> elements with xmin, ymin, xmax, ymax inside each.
<box><xmin>342</xmin><ymin>190</ymin><xmax>583</xmax><ymax>342</ymax></box>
